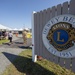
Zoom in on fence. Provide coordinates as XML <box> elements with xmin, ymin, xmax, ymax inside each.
<box><xmin>32</xmin><ymin>0</ymin><xmax>75</xmax><ymax>72</ymax></box>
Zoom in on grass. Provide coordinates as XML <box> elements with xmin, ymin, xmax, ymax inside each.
<box><xmin>2</xmin><ymin>49</ymin><xmax>75</xmax><ymax>75</ymax></box>
<box><xmin>0</xmin><ymin>39</ymin><xmax>9</xmax><ymax>45</ymax></box>
<box><xmin>0</xmin><ymin>52</ymin><xmax>2</xmax><ymax>54</ymax></box>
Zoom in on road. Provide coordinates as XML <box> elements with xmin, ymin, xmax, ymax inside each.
<box><xmin>0</xmin><ymin>34</ymin><xmax>26</xmax><ymax>75</ymax></box>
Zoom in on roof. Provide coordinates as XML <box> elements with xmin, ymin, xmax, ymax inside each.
<box><xmin>0</xmin><ymin>24</ymin><xmax>12</xmax><ymax>30</ymax></box>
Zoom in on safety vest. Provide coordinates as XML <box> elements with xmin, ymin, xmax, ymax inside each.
<box><xmin>26</xmin><ymin>32</ymin><xmax>32</xmax><ymax>38</ymax></box>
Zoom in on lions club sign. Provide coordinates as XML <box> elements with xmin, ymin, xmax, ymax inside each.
<box><xmin>42</xmin><ymin>14</ymin><xmax>75</xmax><ymax>58</ymax></box>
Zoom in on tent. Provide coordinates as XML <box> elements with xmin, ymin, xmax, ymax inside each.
<box><xmin>19</xmin><ymin>28</ymin><xmax>23</xmax><ymax>31</ymax></box>
<box><xmin>13</xmin><ymin>28</ymin><xmax>18</xmax><ymax>31</ymax></box>
<box><xmin>0</xmin><ymin>24</ymin><xmax>7</xmax><ymax>30</ymax></box>
<box><xmin>0</xmin><ymin>24</ymin><xmax>12</xmax><ymax>30</ymax></box>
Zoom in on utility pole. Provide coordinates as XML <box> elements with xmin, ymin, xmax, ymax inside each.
<box><xmin>23</xmin><ymin>24</ymin><xmax>25</xmax><ymax>29</ymax></box>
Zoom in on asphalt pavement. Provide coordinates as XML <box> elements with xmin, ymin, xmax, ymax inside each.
<box><xmin>0</xmin><ymin>34</ymin><xmax>26</xmax><ymax>75</ymax></box>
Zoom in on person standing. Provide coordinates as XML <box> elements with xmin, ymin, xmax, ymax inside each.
<box><xmin>8</xmin><ymin>31</ymin><xmax>13</xmax><ymax>44</ymax></box>
<box><xmin>22</xmin><ymin>29</ymin><xmax>27</xmax><ymax>44</ymax></box>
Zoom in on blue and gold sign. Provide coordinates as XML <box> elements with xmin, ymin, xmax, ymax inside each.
<box><xmin>47</xmin><ymin>22</ymin><xmax>75</xmax><ymax>51</ymax></box>
<box><xmin>42</xmin><ymin>14</ymin><xmax>75</xmax><ymax>58</ymax></box>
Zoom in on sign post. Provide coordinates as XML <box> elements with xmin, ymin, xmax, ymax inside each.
<box><xmin>32</xmin><ymin>11</ymin><xmax>37</xmax><ymax>62</ymax></box>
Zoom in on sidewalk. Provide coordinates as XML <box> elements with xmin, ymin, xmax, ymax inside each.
<box><xmin>0</xmin><ymin>34</ymin><xmax>25</xmax><ymax>75</ymax></box>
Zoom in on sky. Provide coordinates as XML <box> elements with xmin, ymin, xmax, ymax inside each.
<box><xmin>0</xmin><ymin>0</ymin><xmax>70</xmax><ymax>29</ymax></box>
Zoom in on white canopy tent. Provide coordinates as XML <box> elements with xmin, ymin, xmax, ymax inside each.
<box><xmin>19</xmin><ymin>28</ymin><xmax>23</xmax><ymax>31</ymax></box>
<box><xmin>23</xmin><ymin>28</ymin><xmax>30</xmax><ymax>31</ymax></box>
<box><xmin>0</xmin><ymin>24</ymin><xmax>12</xmax><ymax>30</ymax></box>
<box><xmin>13</xmin><ymin>28</ymin><xmax>18</xmax><ymax>31</ymax></box>
<box><xmin>0</xmin><ymin>24</ymin><xmax>7</xmax><ymax>30</ymax></box>
<box><xmin>6</xmin><ymin>27</ymin><xmax>12</xmax><ymax>30</ymax></box>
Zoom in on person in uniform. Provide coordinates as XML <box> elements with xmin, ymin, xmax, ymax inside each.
<box><xmin>22</xmin><ymin>29</ymin><xmax>27</xmax><ymax>44</ymax></box>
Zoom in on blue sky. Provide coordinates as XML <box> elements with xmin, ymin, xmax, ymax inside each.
<box><xmin>0</xmin><ymin>0</ymin><xmax>70</xmax><ymax>29</ymax></box>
